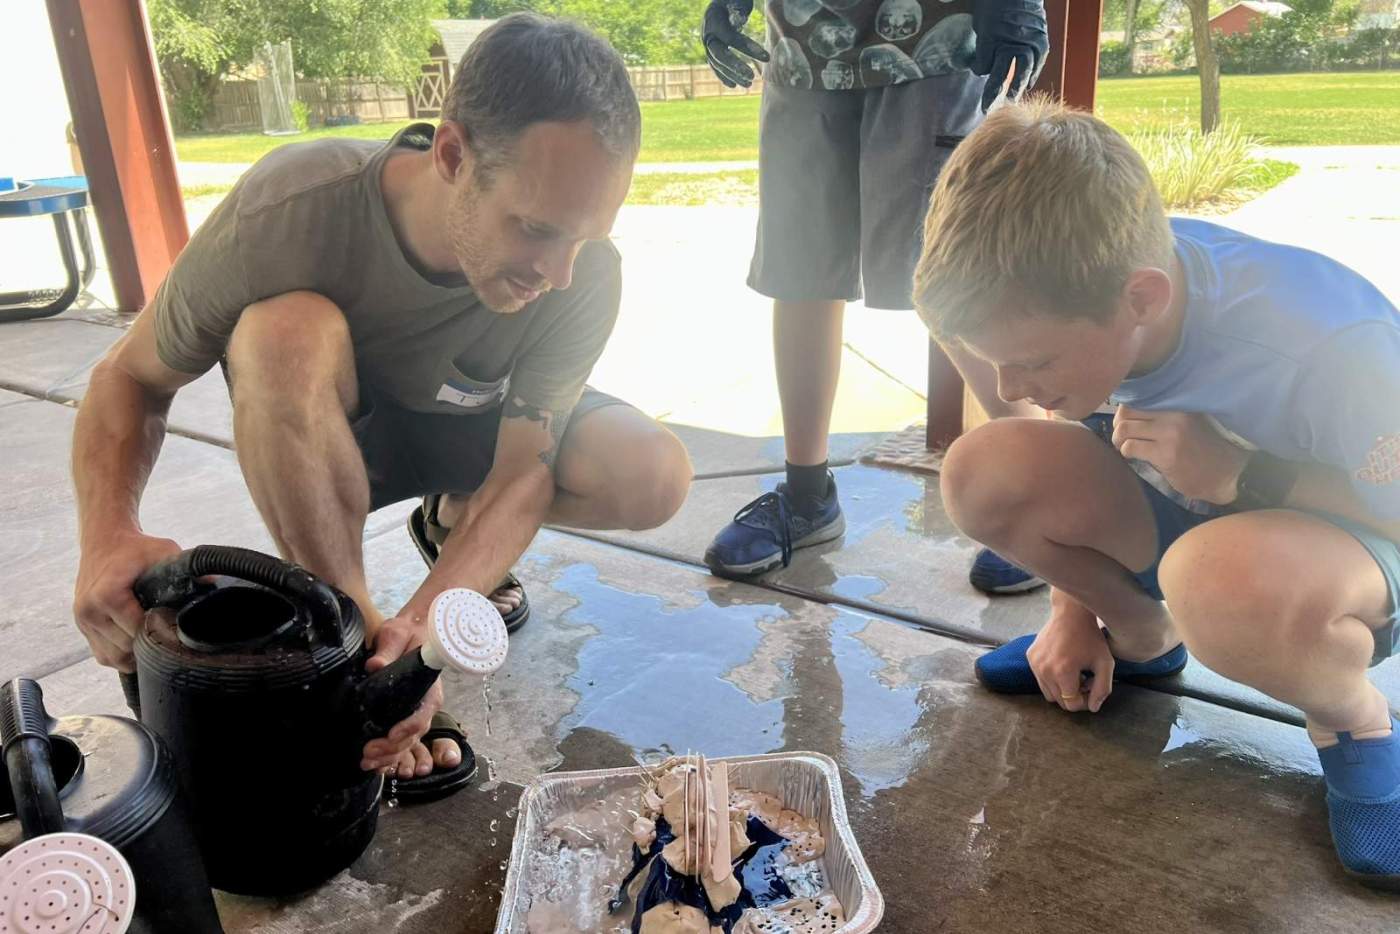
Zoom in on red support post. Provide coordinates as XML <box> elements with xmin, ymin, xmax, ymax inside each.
<box><xmin>46</xmin><ymin>0</ymin><xmax>188</xmax><ymax>314</ymax></box>
<box><xmin>926</xmin><ymin>0</ymin><xmax>1103</xmax><ymax>450</ymax></box>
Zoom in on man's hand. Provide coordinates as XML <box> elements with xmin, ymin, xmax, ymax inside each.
<box><xmin>360</xmin><ymin>613</ymin><xmax>447</xmax><ymax>776</ymax></box>
<box><xmin>1112</xmin><ymin>407</ymin><xmax>1250</xmax><ymax>505</ymax></box>
<box><xmin>1027</xmin><ymin>603</ymin><xmax>1115</xmax><ymax>713</ymax></box>
<box><xmin>972</xmin><ymin>0</ymin><xmax>1049</xmax><ymax>111</ymax></box>
<box><xmin>73</xmin><ymin>530</ymin><xmax>182</xmax><ymax>672</ymax></box>
<box><xmin>703</xmin><ymin>0</ymin><xmax>769</xmax><ymax>88</ymax></box>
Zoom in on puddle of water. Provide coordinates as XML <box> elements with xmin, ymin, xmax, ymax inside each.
<box><xmin>552</xmin><ymin>563</ymin><xmax>789</xmax><ymax>756</ymax></box>
<box><xmin>546</xmin><ymin>561</ymin><xmax>934</xmax><ymax>798</ymax></box>
<box><xmin>830</xmin><ymin>575</ymin><xmax>886</xmax><ymax>602</ymax></box>
<box><xmin>830</xmin><ymin>613</ymin><xmax>930</xmax><ymax>797</ymax></box>
<box><xmin>482</xmin><ymin>673</ymin><xmax>494</xmax><ymax>738</ymax></box>
<box><xmin>1157</xmin><ymin>708</ymin><xmax>1320</xmax><ymax>776</ymax></box>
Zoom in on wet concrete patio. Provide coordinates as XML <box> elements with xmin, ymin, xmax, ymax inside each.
<box><xmin>7</xmin><ymin>147</ymin><xmax>1400</xmax><ymax>928</ymax></box>
<box><xmin>3</xmin><ymin>300</ymin><xmax>1399</xmax><ymax>932</ymax></box>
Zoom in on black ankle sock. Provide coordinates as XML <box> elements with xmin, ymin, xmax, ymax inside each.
<box><xmin>785</xmin><ymin>461</ymin><xmax>830</xmax><ymax>501</ymax></box>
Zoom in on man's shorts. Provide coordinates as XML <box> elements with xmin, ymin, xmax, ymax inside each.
<box><xmin>222</xmin><ymin>359</ymin><xmax>630</xmax><ymax>511</ymax></box>
<box><xmin>1082</xmin><ymin>416</ymin><xmax>1400</xmax><ymax>667</ymax></box>
<box><xmin>747</xmin><ymin>71</ymin><xmax>986</xmax><ymax>310</ymax></box>
<box><xmin>348</xmin><ymin>384</ymin><xmax>630</xmax><ymax>511</ymax></box>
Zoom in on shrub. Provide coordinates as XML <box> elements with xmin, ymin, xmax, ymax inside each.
<box><xmin>1100</xmin><ymin>40</ymin><xmax>1132</xmax><ymax>76</ymax></box>
<box><xmin>1128</xmin><ymin>122</ymin><xmax>1297</xmax><ymax>208</ymax></box>
<box><xmin>291</xmin><ymin>99</ymin><xmax>311</xmax><ymax>132</ymax></box>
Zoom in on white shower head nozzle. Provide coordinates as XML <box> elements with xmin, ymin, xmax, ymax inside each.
<box><xmin>0</xmin><ymin>832</ymin><xmax>135</xmax><ymax>934</ymax></box>
<box><xmin>422</xmin><ymin>587</ymin><xmax>509</xmax><ymax>676</ymax></box>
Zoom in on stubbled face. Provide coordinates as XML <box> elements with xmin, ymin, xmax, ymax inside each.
<box><xmin>958</xmin><ymin>304</ymin><xmax>1146</xmax><ymax>421</ymax></box>
<box><xmin>443</xmin><ymin>120</ymin><xmax>632</xmax><ymax>313</ymax></box>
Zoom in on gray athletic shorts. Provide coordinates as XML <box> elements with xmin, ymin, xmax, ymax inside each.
<box><xmin>747</xmin><ymin>71</ymin><xmax>987</xmax><ymax>310</ymax></box>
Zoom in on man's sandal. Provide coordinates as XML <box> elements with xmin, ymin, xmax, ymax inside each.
<box><xmin>390</xmin><ymin>710</ymin><xmax>479</xmax><ymax>804</ymax></box>
<box><xmin>406</xmin><ymin>493</ymin><xmax>531</xmax><ymax>632</ymax></box>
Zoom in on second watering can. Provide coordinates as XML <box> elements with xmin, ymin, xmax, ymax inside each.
<box><xmin>122</xmin><ymin>545</ymin><xmax>507</xmax><ymax>896</ymax></box>
<box><xmin>0</xmin><ymin>678</ymin><xmax>223</xmax><ymax>932</ymax></box>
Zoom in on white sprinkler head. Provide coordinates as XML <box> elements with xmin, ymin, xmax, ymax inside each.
<box><xmin>0</xmin><ymin>833</ymin><xmax>135</xmax><ymax>934</ymax></box>
<box><xmin>422</xmin><ymin>587</ymin><xmax>509</xmax><ymax>676</ymax></box>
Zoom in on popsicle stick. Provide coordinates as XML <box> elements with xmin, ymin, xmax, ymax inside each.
<box><xmin>697</xmin><ymin>753</ymin><xmax>708</xmax><ymax>873</ymax></box>
<box><xmin>710</xmin><ymin>761</ymin><xmax>732</xmax><ymax>882</ymax></box>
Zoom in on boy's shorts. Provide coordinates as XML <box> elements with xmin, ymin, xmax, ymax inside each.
<box><xmin>1088</xmin><ymin>418</ymin><xmax>1400</xmax><ymax>667</ymax></box>
<box><xmin>747</xmin><ymin>72</ymin><xmax>985</xmax><ymax>310</ymax></box>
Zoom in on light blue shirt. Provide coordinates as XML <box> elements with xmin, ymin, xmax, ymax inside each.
<box><xmin>1111</xmin><ymin>218</ymin><xmax>1400</xmax><ymax>521</ymax></box>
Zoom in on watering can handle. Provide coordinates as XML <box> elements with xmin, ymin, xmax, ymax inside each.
<box><xmin>132</xmin><ymin>545</ymin><xmax>344</xmax><ymax>647</ymax></box>
<box><xmin>0</xmin><ymin>678</ymin><xmax>66</xmax><ymax>837</ymax></box>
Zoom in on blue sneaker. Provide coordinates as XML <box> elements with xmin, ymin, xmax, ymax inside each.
<box><xmin>974</xmin><ymin>633</ymin><xmax>1189</xmax><ymax>694</ymax></box>
<box><xmin>1318</xmin><ymin>716</ymin><xmax>1400</xmax><ymax>890</ymax></box>
<box><xmin>969</xmin><ymin>548</ymin><xmax>1046</xmax><ymax>594</ymax></box>
<box><xmin>704</xmin><ymin>473</ymin><xmax>845</xmax><ymax>578</ymax></box>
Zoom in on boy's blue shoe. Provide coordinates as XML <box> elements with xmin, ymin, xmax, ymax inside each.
<box><xmin>969</xmin><ymin>548</ymin><xmax>1046</xmax><ymax>594</ymax></box>
<box><xmin>704</xmin><ymin>473</ymin><xmax>844</xmax><ymax>579</ymax></box>
<box><xmin>974</xmin><ymin>633</ymin><xmax>1189</xmax><ymax>694</ymax></box>
<box><xmin>1318</xmin><ymin>716</ymin><xmax>1400</xmax><ymax>890</ymax></box>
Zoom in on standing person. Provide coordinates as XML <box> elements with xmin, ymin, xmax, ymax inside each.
<box><xmin>700</xmin><ymin>0</ymin><xmax>1050</xmax><ymax>586</ymax></box>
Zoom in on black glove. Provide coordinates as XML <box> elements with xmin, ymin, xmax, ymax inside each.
<box><xmin>972</xmin><ymin>0</ymin><xmax>1050</xmax><ymax>112</ymax></box>
<box><xmin>703</xmin><ymin>0</ymin><xmax>770</xmax><ymax>88</ymax></box>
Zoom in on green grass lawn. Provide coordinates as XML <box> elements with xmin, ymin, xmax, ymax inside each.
<box><xmin>1099</xmin><ymin>71</ymin><xmax>1400</xmax><ymax>145</ymax></box>
<box><xmin>175</xmin><ymin>122</ymin><xmax>409</xmax><ymax>163</ymax></box>
<box><xmin>175</xmin><ymin>72</ymin><xmax>1399</xmax><ymax>166</ymax></box>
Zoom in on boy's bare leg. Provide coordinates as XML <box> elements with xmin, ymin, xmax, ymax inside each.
<box><xmin>941</xmin><ymin>417</ymin><xmax>1179</xmax><ymax>661</ymax></box>
<box><xmin>775</xmin><ymin>299</ymin><xmax>845</xmax><ymax>467</ymax></box>
<box><xmin>1159</xmin><ymin>511</ymin><xmax>1394</xmax><ymax>740</ymax></box>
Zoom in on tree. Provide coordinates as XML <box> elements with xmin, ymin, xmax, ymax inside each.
<box><xmin>1124</xmin><ymin>0</ymin><xmax>1142</xmax><ymax>65</ymax></box>
<box><xmin>444</xmin><ymin>0</ymin><xmax>544</xmax><ymax>18</ymax></box>
<box><xmin>1183</xmin><ymin>0</ymin><xmax>1221</xmax><ymax>132</ymax></box>
<box><xmin>149</xmin><ymin>0</ymin><xmax>446</xmax><ymax>130</ymax></box>
<box><xmin>448</xmin><ymin>0</ymin><xmax>714</xmax><ymax>65</ymax></box>
<box><xmin>1103</xmin><ymin>0</ymin><xmax>1170</xmax><ymax>72</ymax></box>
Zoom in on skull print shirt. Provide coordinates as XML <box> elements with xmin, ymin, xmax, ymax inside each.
<box><xmin>763</xmin><ymin>0</ymin><xmax>975</xmax><ymax>90</ymax></box>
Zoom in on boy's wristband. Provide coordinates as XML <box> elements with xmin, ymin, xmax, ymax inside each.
<box><xmin>1231</xmin><ymin>451</ymin><xmax>1299</xmax><ymax>511</ymax></box>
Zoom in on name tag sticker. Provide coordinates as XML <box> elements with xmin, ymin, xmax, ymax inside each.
<box><xmin>436</xmin><ymin>375</ymin><xmax>508</xmax><ymax>409</ymax></box>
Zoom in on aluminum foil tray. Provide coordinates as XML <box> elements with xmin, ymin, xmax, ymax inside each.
<box><xmin>493</xmin><ymin>750</ymin><xmax>883</xmax><ymax>933</ymax></box>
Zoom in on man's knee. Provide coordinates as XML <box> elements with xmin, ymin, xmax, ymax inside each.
<box><xmin>227</xmin><ymin>291</ymin><xmax>356</xmax><ymax>412</ymax></box>
<box><xmin>940</xmin><ymin>419</ymin><xmax>1039</xmax><ymax>541</ymax></box>
<box><xmin>610</xmin><ymin>425</ymin><xmax>692</xmax><ymax>531</ymax></box>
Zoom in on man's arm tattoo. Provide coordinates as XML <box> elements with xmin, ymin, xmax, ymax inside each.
<box><xmin>503</xmin><ymin>397</ymin><xmax>570</xmax><ymax>468</ymax></box>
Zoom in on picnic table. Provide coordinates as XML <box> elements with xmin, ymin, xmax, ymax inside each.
<box><xmin>0</xmin><ymin>175</ymin><xmax>96</xmax><ymax>323</ymax></box>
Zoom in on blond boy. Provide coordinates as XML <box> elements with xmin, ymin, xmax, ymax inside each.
<box><xmin>914</xmin><ymin>99</ymin><xmax>1400</xmax><ymax>888</ymax></box>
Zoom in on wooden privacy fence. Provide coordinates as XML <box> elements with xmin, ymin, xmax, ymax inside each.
<box><xmin>207</xmin><ymin>77</ymin><xmax>411</xmax><ymax>132</ymax></box>
<box><xmin>203</xmin><ymin>61</ymin><xmax>756</xmax><ymax>131</ymax></box>
<box><xmin>626</xmin><ymin>64</ymin><xmax>764</xmax><ymax>101</ymax></box>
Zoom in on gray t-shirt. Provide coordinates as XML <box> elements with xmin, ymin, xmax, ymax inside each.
<box><xmin>153</xmin><ymin>123</ymin><xmax>621</xmax><ymax>415</ymax></box>
<box><xmin>764</xmin><ymin>0</ymin><xmax>976</xmax><ymax>90</ymax></box>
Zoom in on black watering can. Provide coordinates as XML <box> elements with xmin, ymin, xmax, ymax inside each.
<box><xmin>1</xmin><ymin>678</ymin><xmax>224</xmax><ymax>932</ymax></box>
<box><xmin>120</xmin><ymin>545</ymin><xmax>507</xmax><ymax>896</ymax></box>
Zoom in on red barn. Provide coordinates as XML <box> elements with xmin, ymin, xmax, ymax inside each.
<box><xmin>1210</xmin><ymin>1</ymin><xmax>1293</xmax><ymax>37</ymax></box>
